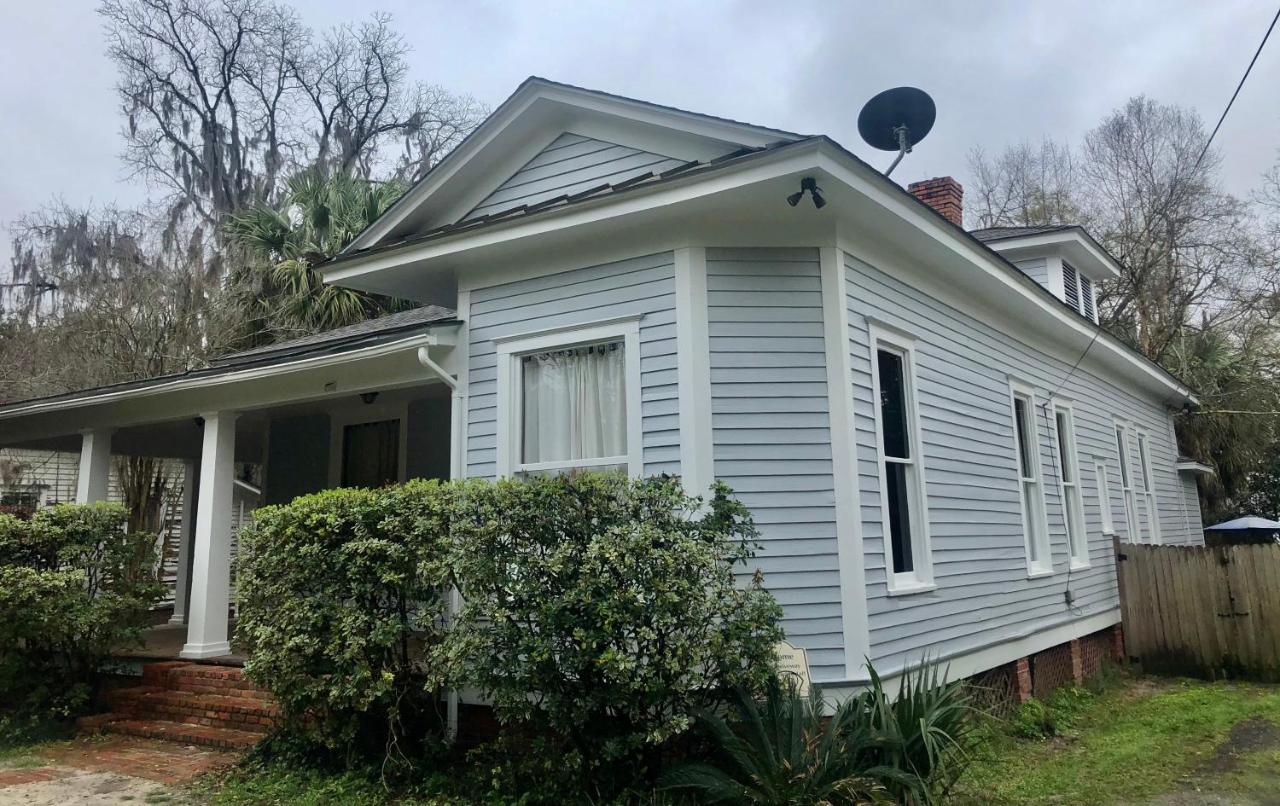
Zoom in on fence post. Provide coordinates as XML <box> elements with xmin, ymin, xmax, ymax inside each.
<box><xmin>1112</xmin><ymin>534</ymin><xmax>1129</xmax><ymax>660</ymax></box>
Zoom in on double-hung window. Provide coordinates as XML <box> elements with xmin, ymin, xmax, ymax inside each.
<box><xmin>496</xmin><ymin>318</ymin><xmax>642</xmax><ymax>478</ymax></box>
<box><xmin>1137</xmin><ymin>432</ymin><xmax>1161</xmax><ymax>544</ymax></box>
<box><xmin>1054</xmin><ymin>404</ymin><xmax>1089</xmax><ymax>568</ymax></box>
<box><xmin>1010</xmin><ymin>383</ymin><xmax>1051</xmax><ymax>576</ymax></box>
<box><xmin>869</xmin><ymin>325</ymin><xmax>932</xmax><ymax>593</ymax></box>
<box><xmin>1115</xmin><ymin>423</ymin><xmax>1139</xmax><ymax>542</ymax></box>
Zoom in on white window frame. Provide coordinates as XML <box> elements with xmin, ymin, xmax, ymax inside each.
<box><xmin>495</xmin><ymin>317</ymin><xmax>643</xmax><ymax>479</ymax></box>
<box><xmin>1052</xmin><ymin>401</ymin><xmax>1090</xmax><ymax>569</ymax></box>
<box><xmin>867</xmin><ymin>322</ymin><xmax>933</xmax><ymax>594</ymax></box>
<box><xmin>1136</xmin><ymin>430</ymin><xmax>1162</xmax><ymax>544</ymax></box>
<box><xmin>1008</xmin><ymin>380</ymin><xmax>1052</xmax><ymax>577</ymax></box>
<box><xmin>1094</xmin><ymin>460</ymin><xmax>1115</xmax><ymax>535</ymax></box>
<box><xmin>1115</xmin><ymin>421</ymin><xmax>1139</xmax><ymax>543</ymax></box>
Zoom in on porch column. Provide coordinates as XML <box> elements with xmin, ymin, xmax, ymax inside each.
<box><xmin>168</xmin><ymin>459</ymin><xmax>198</xmax><ymax>626</ymax></box>
<box><xmin>181</xmin><ymin>412</ymin><xmax>238</xmax><ymax>659</ymax></box>
<box><xmin>75</xmin><ymin>428</ymin><xmax>114</xmax><ymax>503</ymax></box>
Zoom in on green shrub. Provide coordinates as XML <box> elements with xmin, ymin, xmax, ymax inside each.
<box><xmin>448</xmin><ymin>474</ymin><xmax>783</xmax><ymax>799</ymax></box>
<box><xmin>661</xmin><ymin>678</ymin><xmax>893</xmax><ymax>804</ymax></box>
<box><xmin>852</xmin><ymin>661</ymin><xmax>976</xmax><ymax>803</ymax></box>
<box><xmin>235</xmin><ymin>482</ymin><xmax>453</xmax><ymax>762</ymax></box>
<box><xmin>0</xmin><ymin>502</ymin><xmax>162</xmax><ymax>719</ymax></box>
<box><xmin>1011</xmin><ymin>698</ymin><xmax>1054</xmax><ymax>739</ymax></box>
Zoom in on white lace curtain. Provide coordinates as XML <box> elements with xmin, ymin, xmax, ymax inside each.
<box><xmin>521</xmin><ymin>341</ymin><xmax>626</xmax><ymax>465</ymax></box>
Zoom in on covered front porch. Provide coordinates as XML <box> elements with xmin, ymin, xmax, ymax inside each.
<box><xmin>0</xmin><ymin>308</ymin><xmax>462</xmax><ymax>661</ymax></box>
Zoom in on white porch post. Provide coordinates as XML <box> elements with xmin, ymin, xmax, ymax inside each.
<box><xmin>181</xmin><ymin>412</ymin><xmax>238</xmax><ymax>659</ymax></box>
<box><xmin>75</xmin><ymin>428</ymin><xmax>114</xmax><ymax>503</ymax></box>
<box><xmin>168</xmin><ymin>459</ymin><xmax>198</xmax><ymax>626</ymax></box>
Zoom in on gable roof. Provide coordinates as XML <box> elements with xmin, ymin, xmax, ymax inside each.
<box><xmin>342</xmin><ymin>76</ymin><xmax>805</xmax><ymax>253</ymax></box>
<box><xmin>320</xmin><ymin>138</ymin><xmax>809</xmax><ymax>272</ymax></box>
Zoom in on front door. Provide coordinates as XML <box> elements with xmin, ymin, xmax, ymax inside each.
<box><xmin>341</xmin><ymin>419</ymin><xmax>401</xmax><ymax>488</ymax></box>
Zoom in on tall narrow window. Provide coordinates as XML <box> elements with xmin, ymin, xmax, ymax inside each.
<box><xmin>1063</xmin><ymin>262</ymin><xmax>1080</xmax><ymax>311</ymax></box>
<box><xmin>1137</xmin><ymin>432</ymin><xmax>1161</xmax><ymax>544</ymax></box>
<box><xmin>1095</xmin><ymin>461</ymin><xmax>1115</xmax><ymax>535</ymax></box>
<box><xmin>1011</xmin><ymin>384</ymin><xmax>1051</xmax><ymax>575</ymax></box>
<box><xmin>1115</xmin><ymin>424</ymin><xmax>1139</xmax><ymax>542</ymax></box>
<box><xmin>1061</xmin><ymin>261</ymin><xmax>1098</xmax><ymax>323</ymax></box>
<box><xmin>870</xmin><ymin>328</ymin><xmax>931</xmax><ymax>592</ymax></box>
<box><xmin>1055</xmin><ymin>406</ymin><xmax>1088</xmax><ymax>567</ymax></box>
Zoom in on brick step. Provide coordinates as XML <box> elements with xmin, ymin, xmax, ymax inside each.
<box><xmin>143</xmin><ymin>662</ymin><xmax>272</xmax><ymax>702</ymax></box>
<box><xmin>87</xmin><ymin>716</ymin><xmax>262</xmax><ymax>750</ymax></box>
<box><xmin>106</xmin><ymin>688</ymin><xmax>278</xmax><ymax>733</ymax></box>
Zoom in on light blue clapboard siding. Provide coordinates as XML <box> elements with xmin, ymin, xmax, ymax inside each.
<box><xmin>466</xmin><ymin>133</ymin><xmax>687</xmax><ymax>220</ymax></box>
<box><xmin>845</xmin><ymin>250</ymin><xmax>1199</xmax><ymax>670</ymax></box>
<box><xmin>1013</xmin><ymin>257</ymin><xmax>1050</xmax><ymax>291</ymax></box>
<box><xmin>707</xmin><ymin>247</ymin><xmax>844</xmax><ymax>680</ymax></box>
<box><xmin>465</xmin><ymin>253</ymin><xmax>679</xmax><ymax>478</ymax></box>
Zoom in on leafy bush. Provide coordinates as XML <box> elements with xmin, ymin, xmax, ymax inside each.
<box><xmin>853</xmin><ymin>662</ymin><xmax>975</xmax><ymax>804</ymax></box>
<box><xmin>664</xmin><ymin>661</ymin><xmax>974</xmax><ymax>805</ymax></box>
<box><xmin>235</xmin><ymin>482</ymin><xmax>452</xmax><ymax>761</ymax></box>
<box><xmin>448</xmin><ymin>474</ymin><xmax>784</xmax><ymax>798</ymax></box>
<box><xmin>0</xmin><ymin>502</ymin><xmax>163</xmax><ymax>719</ymax></box>
<box><xmin>661</xmin><ymin>678</ymin><xmax>893</xmax><ymax>804</ymax></box>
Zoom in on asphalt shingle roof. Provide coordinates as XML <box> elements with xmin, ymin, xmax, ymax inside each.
<box><xmin>211</xmin><ymin>305</ymin><xmax>456</xmax><ymax>367</ymax></box>
<box><xmin>968</xmin><ymin>224</ymin><xmax>1076</xmax><ymax>243</ymax></box>
<box><xmin>0</xmin><ymin>305</ymin><xmax>457</xmax><ymax>414</ymax></box>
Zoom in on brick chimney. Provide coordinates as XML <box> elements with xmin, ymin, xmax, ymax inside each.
<box><xmin>907</xmin><ymin>177</ymin><xmax>963</xmax><ymax>227</ymax></box>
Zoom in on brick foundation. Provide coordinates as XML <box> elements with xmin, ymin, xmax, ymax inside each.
<box><xmin>979</xmin><ymin>625</ymin><xmax>1124</xmax><ymax>710</ymax></box>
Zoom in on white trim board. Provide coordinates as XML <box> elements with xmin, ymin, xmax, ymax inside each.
<box><xmin>817</xmin><ymin>608</ymin><xmax>1121</xmax><ymax>700</ymax></box>
<box><xmin>673</xmin><ymin>248</ymin><xmax>714</xmax><ymax>500</ymax></box>
<box><xmin>819</xmin><ymin>246</ymin><xmax>871</xmax><ymax>679</ymax></box>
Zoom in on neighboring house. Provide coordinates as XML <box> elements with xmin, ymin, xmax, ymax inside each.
<box><xmin>0</xmin><ymin>78</ymin><xmax>1210</xmax><ymax>698</ymax></box>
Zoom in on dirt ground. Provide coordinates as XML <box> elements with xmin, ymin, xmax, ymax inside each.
<box><xmin>1141</xmin><ymin>717</ymin><xmax>1280</xmax><ymax>806</ymax></box>
<box><xmin>0</xmin><ymin>735</ymin><xmax>236</xmax><ymax>805</ymax></box>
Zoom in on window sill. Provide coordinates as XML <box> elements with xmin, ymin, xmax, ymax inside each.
<box><xmin>885</xmin><ymin>580</ymin><xmax>936</xmax><ymax>597</ymax></box>
<box><xmin>1026</xmin><ymin>568</ymin><xmax>1055</xmax><ymax>580</ymax></box>
<box><xmin>1069</xmin><ymin>560</ymin><xmax>1092</xmax><ymax>572</ymax></box>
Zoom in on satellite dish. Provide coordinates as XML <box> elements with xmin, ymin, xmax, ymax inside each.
<box><xmin>857</xmin><ymin>87</ymin><xmax>936</xmax><ymax>176</ymax></box>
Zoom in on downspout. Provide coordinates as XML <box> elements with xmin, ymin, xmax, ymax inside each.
<box><xmin>415</xmin><ymin>342</ymin><xmax>464</xmax><ymax>742</ymax></box>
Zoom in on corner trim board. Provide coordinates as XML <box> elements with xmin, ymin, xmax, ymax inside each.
<box><xmin>674</xmin><ymin>247</ymin><xmax>714</xmax><ymax>498</ymax></box>
<box><xmin>821</xmin><ymin>247</ymin><xmax>871</xmax><ymax>678</ymax></box>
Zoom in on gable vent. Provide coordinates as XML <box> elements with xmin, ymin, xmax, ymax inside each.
<box><xmin>1080</xmin><ymin>275</ymin><xmax>1095</xmax><ymax>321</ymax></box>
<box><xmin>1063</xmin><ymin>262</ymin><xmax>1079</xmax><ymax>311</ymax></box>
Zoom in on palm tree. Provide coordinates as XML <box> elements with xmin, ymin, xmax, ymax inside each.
<box><xmin>224</xmin><ymin>169</ymin><xmax>409</xmax><ymax>344</ymax></box>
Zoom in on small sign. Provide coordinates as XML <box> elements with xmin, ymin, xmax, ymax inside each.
<box><xmin>775</xmin><ymin>640</ymin><xmax>812</xmax><ymax>697</ymax></box>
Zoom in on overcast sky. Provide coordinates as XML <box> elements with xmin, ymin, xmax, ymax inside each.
<box><xmin>1</xmin><ymin>0</ymin><xmax>1277</xmax><ymax>264</ymax></box>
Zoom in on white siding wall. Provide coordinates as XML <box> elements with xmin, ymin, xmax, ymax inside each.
<box><xmin>844</xmin><ymin>251</ymin><xmax>1201</xmax><ymax>672</ymax></box>
<box><xmin>466</xmin><ymin>134</ymin><xmax>686</xmax><ymax>221</ymax></box>
<box><xmin>465</xmin><ymin>253</ymin><xmax>680</xmax><ymax>478</ymax></box>
<box><xmin>706</xmin><ymin>248</ymin><xmax>844</xmax><ymax>680</ymax></box>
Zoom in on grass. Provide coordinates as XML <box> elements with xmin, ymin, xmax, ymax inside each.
<box><xmin>953</xmin><ymin>673</ymin><xmax>1280</xmax><ymax>805</ymax></box>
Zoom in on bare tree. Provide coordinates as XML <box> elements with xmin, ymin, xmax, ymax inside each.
<box><xmin>967</xmin><ymin>97</ymin><xmax>1268</xmax><ymax>362</ymax></box>
<box><xmin>100</xmin><ymin>0</ymin><xmax>484</xmax><ymax>240</ymax></box>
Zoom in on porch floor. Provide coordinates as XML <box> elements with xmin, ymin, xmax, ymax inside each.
<box><xmin>115</xmin><ymin>623</ymin><xmax>248</xmax><ymax>666</ymax></box>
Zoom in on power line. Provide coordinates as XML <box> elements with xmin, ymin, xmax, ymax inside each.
<box><xmin>1047</xmin><ymin>6</ymin><xmax>1279</xmax><ymax>399</ymax></box>
<box><xmin>1190</xmin><ymin>4</ymin><xmax>1280</xmax><ymax>176</ymax></box>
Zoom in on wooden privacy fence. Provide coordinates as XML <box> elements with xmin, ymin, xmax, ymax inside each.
<box><xmin>1117</xmin><ymin>541</ymin><xmax>1280</xmax><ymax>680</ymax></box>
